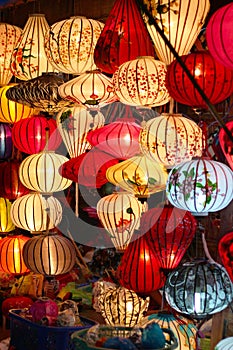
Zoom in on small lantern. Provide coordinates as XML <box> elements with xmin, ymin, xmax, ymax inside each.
<box><xmin>219</xmin><ymin>121</ymin><xmax>233</xmax><ymax>171</ymax></box>
<box><xmin>218</xmin><ymin>232</ymin><xmax>233</xmax><ymax>283</ymax></box>
<box><xmin>215</xmin><ymin>337</ymin><xmax>233</xmax><ymax>350</ymax></box>
<box><xmin>0</xmin><ymin>198</ymin><xmax>15</xmax><ymax>233</ymax></box>
<box><xmin>22</xmin><ymin>233</ymin><xmax>76</xmax><ymax>276</ymax></box>
<box><xmin>165</xmin><ymin>259</ymin><xmax>233</xmax><ymax>318</ymax></box>
<box><xmin>0</xmin><ymin>122</ymin><xmax>12</xmax><ymax>160</ymax></box>
<box><xmin>112</xmin><ymin>56</ymin><xmax>170</xmax><ymax>107</ymax></box>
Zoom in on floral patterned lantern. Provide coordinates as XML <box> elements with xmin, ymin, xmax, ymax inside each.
<box><xmin>0</xmin><ymin>122</ymin><xmax>12</xmax><ymax>160</ymax></box>
<box><xmin>0</xmin><ymin>23</ymin><xmax>22</xmax><ymax>86</ymax></box>
<box><xmin>0</xmin><ymin>198</ymin><xmax>15</xmax><ymax>233</ymax></box>
<box><xmin>219</xmin><ymin>121</ymin><xmax>233</xmax><ymax>171</ymax></box>
<box><xmin>11</xmin><ymin>14</ymin><xmax>56</xmax><ymax>81</ymax></box>
<box><xmin>166</xmin><ymin>158</ymin><xmax>233</xmax><ymax>215</ymax></box>
<box><xmin>218</xmin><ymin>232</ymin><xmax>233</xmax><ymax>283</ymax></box>
<box><xmin>44</xmin><ymin>17</ymin><xmax>104</xmax><ymax>75</ymax></box>
<box><xmin>139</xmin><ymin>113</ymin><xmax>203</xmax><ymax>168</ymax></box>
<box><xmin>94</xmin><ymin>0</ymin><xmax>155</xmax><ymax>74</ymax></box>
<box><xmin>112</xmin><ymin>56</ymin><xmax>170</xmax><ymax>107</ymax></box>
<box><xmin>142</xmin><ymin>0</ymin><xmax>210</xmax><ymax>65</ymax></box>
<box><xmin>165</xmin><ymin>51</ymin><xmax>233</xmax><ymax>109</ymax></box>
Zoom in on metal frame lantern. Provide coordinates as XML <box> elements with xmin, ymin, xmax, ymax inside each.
<box><xmin>0</xmin><ymin>122</ymin><xmax>12</xmax><ymax>160</ymax></box>
<box><xmin>0</xmin><ymin>198</ymin><xmax>15</xmax><ymax>233</ymax></box>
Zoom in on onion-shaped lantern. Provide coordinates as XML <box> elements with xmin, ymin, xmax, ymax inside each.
<box><xmin>0</xmin><ymin>23</ymin><xmax>22</xmax><ymax>86</ymax></box>
<box><xmin>56</xmin><ymin>106</ymin><xmax>105</xmax><ymax>158</ymax></box>
<box><xmin>94</xmin><ymin>0</ymin><xmax>155</xmax><ymax>74</ymax></box>
<box><xmin>0</xmin><ymin>122</ymin><xmax>12</xmax><ymax>160</ymax></box>
<box><xmin>12</xmin><ymin>115</ymin><xmax>62</xmax><ymax>154</ymax></box>
<box><xmin>218</xmin><ymin>232</ymin><xmax>233</xmax><ymax>283</ymax></box>
<box><xmin>140</xmin><ymin>205</ymin><xmax>196</xmax><ymax>270</ymax></box>
<box><xmin>0</xmin><ymin>160</ymin><xmax>29</xmax><ymax>200</ymax></box>
<box><xmin>219</xmin><ymin>121</ymin><xmax>233</xmax><ymax>171</ymax></box>
<box><xmin>106</xmin><ymin>154</ymin><xmax>168</xmax><ymax>201</ymax></box>
<box><xmin>58</xmin><ymin>69</ymin><xmax>116</xmax><ymax>109</ymax></box>
<box><xmin>87</xmin><ymin>118</ymin><xmax>141</xmax><ymax>159</ymax></box>
<box><xmin>139</xmin><ymin>113</ymin><xmax>203</xmax><ymax>168</ymax></box>
<box><xmin>0</xmin><ymin>234</ymin><xmax>30</xmax><ymax>275</ymax></box>
<box><xmin>215</xmin><ymin>337</ymin><xmax>233</xmax><ymax>350</ymax></box>
<box><xmin>142</xmin><ymin>0</ymin><xmax>210</xmax><ymax>65</ymax></box>
<box><xmin>22</xmin><ymin>233</ymin><xmax>76</xmax><ymax>276</ymax></box>
<box><xmin>0</xmin><ymin>198</ymin><xmax>15</xmax><ymax>233</ymax></box>
<box><xmin>44</xmin><ymin>17</ymin><xmax>104</xmax><ymax>75</ymax></box>
<box><xmin>166</xmin><ymin>158</ymin><xmax>233</xmax><ymax>215</ymax></box>
<box><xmin>165</xmin><ymin>51</ymin><xmax>233</xmax><ymax>109</ymax></box>
<box><xmin>19</xmin><ymin>151</ymin><xmax>72</xmax><ymax>194</ymax></box>
<box><xmin>10</xmin><ymin>14</ymin><xmax>56</xmax><ymax>81</ymax></box>
<box><xmin>0</xmin><ymin>85</ymin><xmax>35</xmax><ymax>123</ymax></box>
<box><xmin>10</xmin><ymin>193</ymin><xmax>62</xmax><ymax>233</ymax></box>
<box><xmin>96</xmin><ymin>192</ymin><xmax>145</xmax><ymax>251</ymax></box>
<box><xmin>165</xmin><ymin>259</ymin><xmax>233</xmax><ymax>319</ymax></box>
<box><xmin>112</xmin><ymin>56</ymin><xmax>170</xmax><ymax>107</ymax></box>
<box><xmin>117</xmin><ymin>233</ymin><xmax>166</xmax><ymax>294</ymax></box>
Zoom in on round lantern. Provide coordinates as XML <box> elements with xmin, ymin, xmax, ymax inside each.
<box><xmin>219</xmin><ymin>121</ymin><xmax>233</xmax><ymax>171</ymax></box>
<box><xmin>112</xmin><ymin>56</ymin><xmax>170</xmax><ymax>107</ymax></box>
<box><xmin>215</xmin><ymin>337</ymin><xmax>233</xmax><ymax>350</ymax></box>
<box><xmin>94</xmin><ymin>0</ymin><xmax>155</xmax><ymax>74</ymax></box>
<box><xmin>44</xmin><ymin>16</ymin><xmax>104</xmax><ymax>75</ymax></box>
<box><xmin>19</xmin><ymin>151</ymin><xmax>72</xmax><ymax>193</ymax></box>
<box><xmin>22</xmin><ymin>233</ymin><xmax>76</xmax><ymax>276</ymax></box>
<box><xmin>140</xmin><ymin>205</ymin><xmax>196</xmax><ymax>270</ymax></box>
<box><xmin>10</xmin><ymin>14</ymin><xmax>56</xmax><ymax>81</ymax></box>
<box><xmin>0</xmin><ymin>84</ymin><xmax>35</xmax><ymax>123</ymax></box>
<box><xmin>96</xmin><ymin>192</ymin><xmax>145</xmax><ymax>251</ymax></box>
<box><xmin>0</xmin><ymin>198</ymin><xmax>15</xmax><ymax>233</ymax></box>
<box><xmin>117</xmin><ymin>233</ymin><xmax>166</xmax><ymax>294</ymax></box>
<box><xmin>87</xmin><ymin>118</ymin><xmax>141</xmax><ymax>159</ymax></box>
<box><xmin>165</xmin><ymin>259</ymin><xmax>233</xmax><ymax>318</ymax></box>
<box><xmin>142</xmin><ymin>0</ymin><xmax>210</xmax><ymax>65</ymax></box>
<box><xmin>10</xmin><ymin>193</ymin><xmax>62</xmax><ymax>233</ymax></box>
<box><xmin>165</xmin><ymin>51</ymin><xmax>233</xmax><ymax>109</ymax></box>
<box><xmin>0</xmin><ymin>23</ymin><xmax>22</xmax><ymax>86</ymax></box>
<box><xmin>0</xmin><ymin>160</ymin><xmax>29</xmax><ymax>200</ymax></box>
<box><xmin>58</xmin><ymin>69</ymin><xmax>116</xmax><ymax>109</ymax></box>
<box><xmin>0</xmin><ymin>122</ymin><xmax>12</xmax><ymax>159</ymax></box>
<box><xmin>139</xmin><ymin>113</ymin><xmax>203</xmax><ymax>168</ymax></box>
<box><xmin>166</xmin><ymin>158</ymin><xmax>233</xmax><ymax>215</ymax></box>
<box><xmin>106</xmin><ymin>154</ymin><xmax>168</xmax><ymax>201</ymax></box>
<box><xmin>12</xmin><ymin>115</ymin><xmax>62</xmax><ymax>154</ymax></box>
<box><xmin>0</xmin><ymin>235</ymin><xmax>30</xmax><ymax>275</ymax></box>
<box><xmin>218</xmin><ymin>232</ymin><xmax>233</xmax><ymax>283</ymax></box>
<box><xmin>56</xmin><ymin>106</ymin><xmax>105</xmax><ymax>158</ymax></box>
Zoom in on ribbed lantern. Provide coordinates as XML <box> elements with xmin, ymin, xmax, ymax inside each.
<box><xmin>142</xmin><ymin>0</ymin><xmax>210</xmax><ymax>65</ymax></box>
<box><xmin>219</xmin><ymin>121</ymin><xmax>233</xmax><ymax>171</ymax></box>
<box><xmin>19</xmin><ymin>152</ymin><xmax>72</xmax><ymax>193</ymax></box>
<box><xmin>165</xmin><ymin>51</ymin><xmax>233</xmax><ymax>109</ymax></box>
<box><xmin>0</xmin><ymin>198</ymin><xmax>15</xmax><ymax>233</ymax></box>
<box><xmin>106</xmin><ymin>154</ymin><xmax>168</xmax><ymax>201</ymax></box>
<box><xmin>96</xmin><ymin>192</ymin><xmax>145</xmax><ymax>251</ymax></box>
<box><xmin>139</xmin><ymin>113</ymin><xmax>203</xmax><ymax>168</ymax></box>
<box><xmin>0</xmin><ymin>23</ymin><xmax>22</xmax><ymax>86</ymax></box>
<box><xmin>112</xmin><ymin>56</ymin><xmax>170</xmax><ymax>107</ymax></box>
<box><xmin>0</xmin><ymin>85</ymin><xmax>34</xmax><ymax>123</ymax></box>
<box><xmin>12</xmin><ymin>115</ymin><xmax>62</xmax><ymax>154</ymax></box>
<box><xmin>215</xmin><ymin>337</ymin><xmax>233</xmax><ymax>350</ymax></box>
<box><xmin>10</xmin><ymin>193</ymin><xmax>62</xmax><ymax>233</ymax></box>
<box><xmin>94</xmin><ymin>0</ymin><xmax>155</xmax><ymax>74</ymax></box>
<box><xmin>22</xmin><ymin>233</ymin><xmax>76</xmax><ymax>276</ymax></box>
<box><xmin>166</xmin><ymin>158</ymin><xmax>233</xmax><ymax>215</ymax></box>
<box><xmin>165</xmin><ymin>259</ymin><xmax>233</xmax><ymax>318</ymax></box>
<box><xmin>87</xmin><ymin>118</ymin><xmax>141</xmax><ymax>159</ymax></box>
<box><xmin>140</xmin><ymin>205</ymin><xmax>196</xmax><ymax>270</ymax></box>
<box><xmin>0</xmin><ymin>122</ymin><xmax>12</xmax><ymax>160</ymax></box>
<box><xmin>10</xmin><ymin>14</ymin><xmax>56</xmax><ymax>81</ymax></box>
<box><xmin>56</xmin><ymin>106</ymin><xmax>105</xmax><ymax>158</ymax></box>
<box><xmin>218</xmin><ymin>232</ymin><xmax>233</xmax><ymax>283</ymax></box>
<box><xmin>0</xmin><ymin>235</ymin><xmax>30</xmax><ymax>275</ymax></box>
<box><xmin>117</xmin><ymin>233</ymin><xmax>166</xmax><ymax>294</ymax></box>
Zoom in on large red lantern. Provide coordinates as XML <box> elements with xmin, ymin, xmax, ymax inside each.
<box><xmin>219</xmin><ymin>121</ymin><xmax>233</xmax><ymax>171</ymax></box>
<box><xmin>0</xmin><ymin>122</ymin><xmax>12</xmax><ymax>160</ymax></box>
<box><xmin>165</xmin><ymin>51</ymin><xmax>233</xmax><ymax>109</ymax></box>
<box><xmin>218</xmin><ymin>232</ymin><xmax>233</xmax><ymax>283</ymax></box>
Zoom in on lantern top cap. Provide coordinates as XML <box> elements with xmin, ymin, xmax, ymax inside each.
<box><xmin>136</xmin><ymin>56</ymin><xmax>156</xmax><ymax>60</ymax></box>
<box><xmin>28</xmin><ymin>13</ymin><xmax>46</xmax><ymax>17</ymax></box>
<box><xmin>70</xmin><ymin>16</ymin><xmax>87</xmax><ymax>19</ymax></box>
<box><xmin>160</xmin><ymin>113</ymin><xmax>183</xmax><ymax>118</ymax></box>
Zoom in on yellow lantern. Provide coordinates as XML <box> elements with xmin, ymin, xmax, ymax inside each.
<box><xmin>0</xmin><ymin>198</ymin><xmax>15</xmax><ymax>233</ymax></box>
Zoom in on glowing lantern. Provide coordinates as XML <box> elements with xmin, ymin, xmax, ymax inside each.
<box><xmin>44</xmin><ymin>17</ymin><xmax>104</xmax><ymax>75</ymax></box>
<box><xmin>22</xmin><ymin>233</ymin><xmax>76</xmax><ymax>276</ymax></box>
<box><xmin>56</xmin><ymin>106</ymin><xmax>105</xmax><ymax>158</ymax></box>
<box><xmin>142</xmin><ymin>0</ymin><xmax>210</xmax><ymax>65</ymax></box>
<box><xmin>215</xmin><ymin>337</ymin><xmax>233</xmax><ymax>350</ymax></box>
<box><xmin>0</xmin><ymin>123</ymin><xmax>12</xmax><ymax>160</ymax></box>
<box><xmin>94</xmin><ymin>0</ymin><xmax>155</xmax><ymax>74</ymax></box>
<box><xmin>165</xmin><ymin>51</ymin><xmax>233</xmax><ymax>109</ymax></box>
<box><xmin>0</xmin><ymin>198</ymin><xmax>15</xmax><ymax>233</ymax></box>
<box><xmin>219</xmin><ymin>121</ymin><xmax>233</xmax><ymax>171</ymax></box>
<box><xmin>139</xmin><ymin>113</ymin><xmax>203</xmax><ymax>168</ymax></box>
<box><xmin>0</xmin><ymin>23</ymin><xmax>22</xmax><ymax>86</ymax></box>
<box><xmin>0</xmin><ymin>235</ymin><xmax>30</xmax><ymax>275</ymax></box>
<box><xmin>10</xmin><ymin>14</ymin><xmax>56</xmax><ymax>81</ymax></box>
<box><xmin>10</xmin><ymin>193</ymin><xmax>62</xmax><ymax>233</ymax></box>
<box><xmin>166</xmin><ymin>158</ymin><xmax>233</xmax><ymax>215</ymax></box>
<box><xmin>112</xmin><ymin>56</ymin><xmax>170</xmax><ymax>107</ymax></box>
<box><xmin>165</xmin><ymin>259</ymin><xmax>233</xmax><ymax>318</ymax></box>
<box><xmin>218</xmin><ymin>232</ymin><xmax>233</xmax><ymax>283</ymax></box>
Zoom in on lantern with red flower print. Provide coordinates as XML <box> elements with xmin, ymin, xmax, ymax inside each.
<box><xmin>218</xmin><ymin>232</ymin><xmax>233</xmax><ymax>283</ymax></box>
<box><xmin>219</xmin><ymin>121</ymin><xmax>233</xmax><ymax>171</ymax></box>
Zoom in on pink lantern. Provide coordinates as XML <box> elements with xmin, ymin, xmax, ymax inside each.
<box><xmin>219</xmin><ymin>121</ymin><xmax>233</xmax><ymax>171</ymax></box>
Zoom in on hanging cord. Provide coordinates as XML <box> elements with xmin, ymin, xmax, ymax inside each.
<box><xmin>201</xmin><ymin>232</ymin><xmax>215</xmax><ymax>263</ymax></box>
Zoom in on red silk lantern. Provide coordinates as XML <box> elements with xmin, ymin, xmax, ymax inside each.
<box><xmin>0</xmin><ymin>122</ymin><xmax>12</xmax><ymax>160</ymax></box>
<box><xmin>218</xmin><ymin>232</ymin><xmax>233</xmax><ymax>282</ymax></box>
<box><xmin>140</xmin><ymin>205</ymin><xmax>196</xmax><ymax>270</ymax></box>
<box><xmin>94</xmin><ymin>0</ymin><xmax>155</xmax><ymax>74</ymax></box>
<box><xmin>219</xmin><ymin>121</ymin><xmax>233</xmax><ymax>171</ymax></box>
<box><xmin>165</xmin><ymin>51</ymin><xmax>233</xmax><ymax>109</ymax></box>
